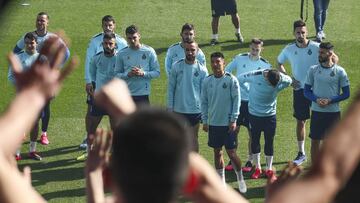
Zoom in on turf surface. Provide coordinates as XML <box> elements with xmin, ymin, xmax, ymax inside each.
<box><xmin>0</xmin><ymin>0</ymin><xmax>359</xmax><ymax>202</ymax></box>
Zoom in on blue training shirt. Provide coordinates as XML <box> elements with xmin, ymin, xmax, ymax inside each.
<box><xmin>14</xmin><ymin>31</ymin><xmax>70</xmax><ymax>65</ymax></box>
<box><xmin>85</xmin><ymin>32</ymin><xmax>127</xmax><ymax>83</ymax></box>
<box><xmin>277</xmin><ymin>40</ymin><xmax>319</xmax><ymax>89</ymax></box>
<box><xmin>239</xmin><ymin>70</ymin><xmax>292</xmax><ymax>117</ymax></box>
<box><xmin>201</xmin><ymin>72</ymin><xmax>240</xmax><ymax>126</ymax></box>
<box><xmin>115</xmin><ymin>44</ymin><xmax>160</xmax><ymax>96</ymax></box>
<box><xmin>8</xmin><ymin>51</ymin><xmax>39</xmax><ymax>85</ymax></box>
<box><xmin>167</xmin><ymin>59</ymin><xmax>208</xmax><ymax>113</ymax></box>
<box><xmin>226</xmin><ymin>53</ymin><xmax>272</xmax><ymax>101</ymax></box>
<box><xmin>89</xmin><ymin>51</ymin><xmax>117</xmax><ymax>91</ymax></box>
<box><xmin>165</xmin><ymin>42</ymin><xmax>206</xmax><ymax>77</ymax></box>
<box><xmin>305</xmin><ymin>64</ymin><xmax>350</xmax><ymax>112</ymax></box>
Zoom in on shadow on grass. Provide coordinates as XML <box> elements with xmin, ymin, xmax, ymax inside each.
<box><xmin>154</xmin><ymin>38</ymin><xmax>295</xmax><ymax>55</ymax></box>
<box><xmin>31</xmin><ymin>166</ymin><xmax>84</xmax><ymax>187</ymax></box>
<box><xmin>197</xmin><ymin>38</ymin><xmax>294</xmax><ymax>51</ymax></box>
<box><xmin>242</xmin><ymin>185</ymin><xmax>266</xmax><ymax>199</ymax></box>
<box><xmin>42</xmin><ymin>187</ymin><xmax>85</xmax><ymax>200</ymax></box>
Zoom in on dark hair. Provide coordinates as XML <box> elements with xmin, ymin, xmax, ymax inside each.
<box><xmin>181</xmin><ymin>23</ymin><xmax>195</xmax><ymax>33</ymax></box>
<box><xmin>251</xmin><ymin>38</ymin><xmax>263</xmax><ymax>46</ymax></box>
<box><xmin>183</xmin><ymin>40</ymin><xmax>197</xmax><ymax>47</ymax></box>
<box><xmin>37</xmin><ymin>12</ymin><xmax>49</xmax><ymax>19</ymax></box>
<box><xmin>111</xmin><ymin>108</ymin><xmax>191</xmax><ymax>203</ymax></box>
<box><xmin>125</xmin><ymin>25</ymin><xmax>139</xmax><ymax>35</ymax></box>
<box><xmin>210</xmin><ymin>52</ymin><xmax>225</xmax><ymax>59</ymax></box>
<box><xmin>320</xmin><ymin>42</ymin><xmax>334</xmax><ymax>50</ymax></box>
<box><xmin>24</xmin><ymin>32</ymin><xmax>37</xmax><ymax>43</ymax></box>
<box><xmin>267</xmin><ymin>69</ymin><xmax>281</xmax><ymax>87</ymax></box>
<box><xmin>293</xmin><ymin>20</ymin><xmax>306</xmax><ymax>31</ymax></box>
<box><xmin>103</xmin><ymin>32</ymin><xmax>116</xmax><ymax>41</ymax></box>
<box><xmin>102</xmin><ymin>15</ymin><xmax>115</xmax><ymax>24</ymax></box>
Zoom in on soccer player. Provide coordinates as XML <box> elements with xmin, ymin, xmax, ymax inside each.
<box><xmin>115</xmin><ymin>25</ymin><xmax>160</xmax><ymax>105</ymax></box>
<box><xmin>201</xmin><ymin>52</ymin><xmax>247</xmax><ymax>193</ymax></box>
<box><xmin>0</xmin><ymin>34</ymin><xmax>78</xmax><ymax>203</ymax></box>
<box><xmin>238</xmin><ymin>69</ymin><xmax>292</xmax><ymax>181</ymax></box>
<box><xmin>165</xmin><ymin>23</ymin><xmax>206</xmax><ymax>77</ymax></box>
<box><xmin>225</xmin><ymin>38</ymin><xmax>272</xmax><ymax>172</ymax></box>
<box><xmin>85</xmin><ymin>80</ymin><xmax>249</xmax><ymax>203</ymax></box>
<box><xmin>167</xmin><ymin>40</ymin><xmax>208</xmax><ymax>152</ymax></box>
<box><xmin>80</xmin><ymin>15</ymin><xmax>127</xmax><ymax>150</ymax></box>
<box><xmin>304</xmin><ymin>42</ymin><xmax>350</xmax><ymax>163</ymax></box>
<box><xmin>277</xmin><ymin>20</ymin><xmax>320</xmax><ymax>165</ymax></box>
<box><xmin>8</xmin><ymin>32</ymin><xmax>41</xmax><ymax>160</ymax></box>
<box><xmin>210</xmin><ymin>0</ymin><xmax>243</xmax><ymax>45</ymax></box>
<box><xmin>13</xmin><ymin>12</ymin><xmax>71</xmax><ymax>146</ymax></box>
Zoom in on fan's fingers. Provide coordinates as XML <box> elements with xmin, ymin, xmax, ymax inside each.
<box><xmin>7</xmin><ymin>52</ymin><xmax>22</xmax><ymax>74</ymax></box>
<box><xmin>59</xmin><ymin>56</ymin><xmax>79</xmax><ymax>82</ymax></box>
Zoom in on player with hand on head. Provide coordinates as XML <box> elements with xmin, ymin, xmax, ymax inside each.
<box><xmin>225</xmin><ymin>38</ymin><xmax>272</xmax><ymax>172</ymax></box>
<box><xmin>238</xmin><ymin>69</ymin><xmax>292</xmax><ymax>182</ymax></box>
<box><xmin>85</xmin><ymin>79</ymin><xmax>249</xmax><ymax>203</ymax></box>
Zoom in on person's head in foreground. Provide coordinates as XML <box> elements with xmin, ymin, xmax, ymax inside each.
<box><xmin>111</xmin><ymin>108</ymin><xmax>192</xmax><ymax>203</ymax></box>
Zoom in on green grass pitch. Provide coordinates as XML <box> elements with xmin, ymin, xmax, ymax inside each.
<box><xmin>0</xmin><ymin>0</ymin><xmax>359</xmax><ymax>202</ymax></box>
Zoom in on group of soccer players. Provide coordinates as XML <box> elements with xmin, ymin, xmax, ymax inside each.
<box><xmin>9</xmin><ymin>11</ymin><xmax>350</xmax><ymax>195</ymax></box>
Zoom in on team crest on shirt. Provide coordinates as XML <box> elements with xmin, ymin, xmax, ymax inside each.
<box><xmin>174</xmin><ymin>54</ymin><xmax>177</xmax><ymax>58</ymax></box>
<box><xmin>127</xmin><ymin>56</ymin><xmax>130</xmax><ymax>60</ymax></box>
<box><xmin>257</xmin><ymin>67</ymin><xmax>261</xmax><ymax>70</ymax></box>
<box><xmin>222</xmin><ymin>83</ymin><xmax>227</xmax><ymax>89</ymax></box>
<box><xmin>142</xmin><ymin>53</ymin><xmax>146</xmax><ymax>60</ymax></box>
<box><xmin>318</xmin><ymin>70</ymin><xmax>322</xmax><ymax>74</ymax></box>
<box><xmin>330</xmin><ymin>71</ymin><xmax>335</xmax><ymax>77</ymax></box>
<box><xmin>243</xmin><ymin>64</ymin><xmax>246</xmax><ymax>68</ymax></box>
<box><xmin>308</xmin><ymin>49</ymin><xmax>312</xmax><ymax>55</ymax></box>
<box><xmin>294</xmin><ymin>51</ymin><xmax>298</xmax><ymax>55</ymax></box>
<box><xmin>194</xmin><ymin>71</ymin><xmax>199</xmax><ymax>77</ymax></box>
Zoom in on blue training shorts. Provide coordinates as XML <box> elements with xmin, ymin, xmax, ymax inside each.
<box><xmin>208</xmin><ymin>125</ymin><xmax>237</xmax><ymax>149</ymax></box>
<box><xmin>310</xmin><ymin>111</ymin><xmax>340</xmax><ymax>140</ymax></box>
<box><xmin>293</xmin><ymin>89</ymin><xmax>311</xmax><ymax>120</ymax></box>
